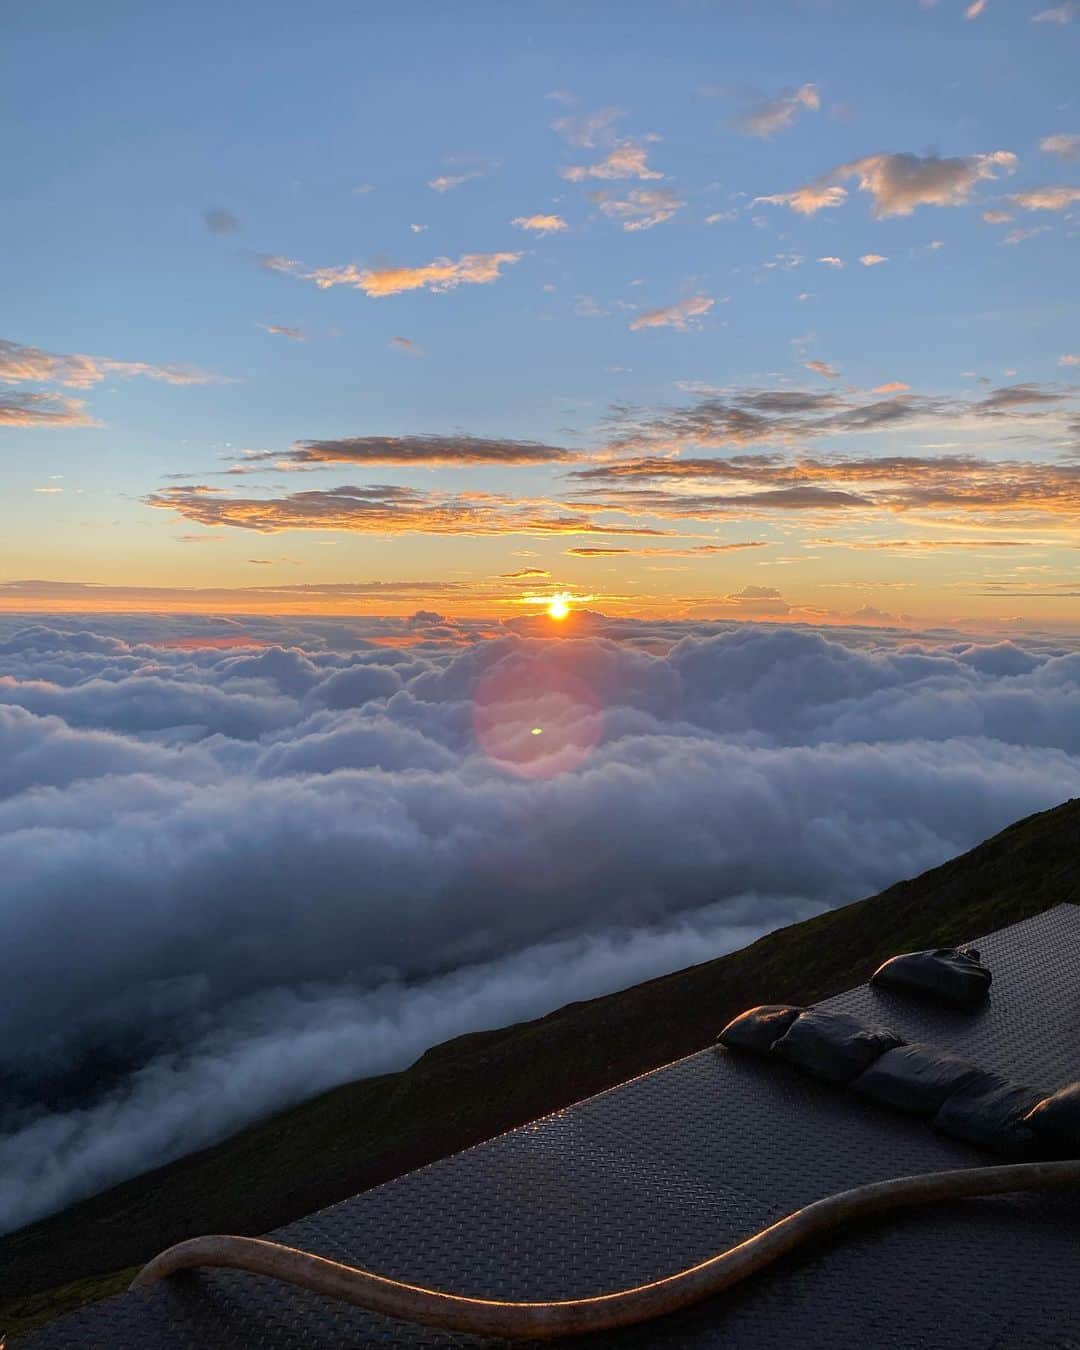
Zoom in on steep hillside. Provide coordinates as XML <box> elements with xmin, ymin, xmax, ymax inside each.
<box><xmin>4</xmin><ymin>796</ymin><xmax>1078</xmax><ymax>1338</ymax></box>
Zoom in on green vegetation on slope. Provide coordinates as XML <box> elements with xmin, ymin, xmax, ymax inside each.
<box><xmin>3</xmin><ymin>796</ymin><xmax>1078</xmax><ymax>1339</ymax></box>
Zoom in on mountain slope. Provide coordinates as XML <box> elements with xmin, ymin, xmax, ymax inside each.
<box><xmin>4</xmin><ymin>796</ymin><xmax>1078</xmax><ymax>1338</ymax></box>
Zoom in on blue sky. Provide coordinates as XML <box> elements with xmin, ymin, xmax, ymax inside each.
<box><xmin>2</xmin><ymin>0</ymin><xmax>1078</xmax><ymax>626</ymax></box>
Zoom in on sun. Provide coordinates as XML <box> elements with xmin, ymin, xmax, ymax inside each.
<box><xmin>547</xmin><ymin>594</ymin><xmax>571</xmax><ymax>621</ymax></box>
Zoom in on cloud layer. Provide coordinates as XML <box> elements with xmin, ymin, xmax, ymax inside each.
<box><xmin>1</xmin><ymin>615</ymin><xmax>1079</xmax><ymax>1234</ymax></box>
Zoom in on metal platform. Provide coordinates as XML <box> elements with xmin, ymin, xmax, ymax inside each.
<box><xmin>21</xmin><ymin>904</ymin><xmax>1080</xmax><ymax>1349</ymax></box>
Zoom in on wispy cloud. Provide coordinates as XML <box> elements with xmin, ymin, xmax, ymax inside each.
<box><xmin>147</xmin><ymin>483</ymin><xmax>671</xmax><ymax>538</ymax></box>
<box><xmin>1003</xmin><ymin>225</ymin><xmax>1051</xmax><ymax>244</ymax></box>
<box><xmin>1059</xmin><ymin>353</ymin><xmax>1080</xmax><ymax>366</ymax></box>
<box><xmin>805</xmin><ymin>359</ymin><xmax>840</xmax><ymax>379</ymax></box>
<box><xmin>511</xmin><ymin>214</ymin><xmax>568</xmax><ymax>235</ymax></box>
<box><xmin>818</xmin><ymin>255</ymin><xmax>845</xmax><ymax>268</ymax></box>
<box><xmin>1032</xmin><ymin>1</ymin><xmax>1076</xmax><ymax>21</ymax></box>
<box><xmin>258</xmin><ymin>324</ymin><xmax>306</xmax><ymax>341</ymax></box>
<box><xmin>232</xmin><ymin>433</ymin><xmax>577</xmax><ymax>469</ymax></box>
<box><xmin>428</xmin><ymin>171</ymin><xmax>481</xmax><ymax>193</ymax></box>
<box><xmin>859</xmin><ymin>253</ymin><xmax>888</xmax><ymax>266</ymax></box>
<box><xmin>1009</xmin><ymin>185</ymin><xmax>1080</xmax><ymax>210</ymax></box>
<box><xmin>389</xmin><ymin>336</ymin><xmax>423</xmax><ymax>356</ymax></box>
<box><xmin>758</xmin><ymin>149</ymin><xmax>1017</xmax><ymax>218</ymax></box>
<box><xmin>0</xmin><ymin>338</ymin><xmax>225</xmax><ymax>389</ymax></box>
<box><xmin>628</xmin><ymin>295</ymin><xmax>714</xmax><ymax>331</ymax></box>
<box><xmin>561</xmin><ymin>140</ymin><xmax>663</xmax><ymax>182</ymax></box>
<box><xmin>0</xmin><ymin>577</ymin><xmax>466</xmax><ymax>608</ymax></box>
<box><xmin>551</xmin><ymin>106</ymin><xmax>624</xmax><ymax>148</ymax></box>
<box><xmin>964</xmin><ymin>0</ymin><xmax>987</xmax><ymax>18</ymax></box>
<box><xmin>595</xmin><ymin>187</ymin><xmax>684</xmax><ymax>231</ymax></box>
<box><xmin>566</xmin><ymin>541</ymin><xmax>767</xmax><ymax>557</ymax></box>
<box><xmin>753</xmin><ymin>185</ymin><xmax>847</xmax><ymax>215</ymax></box>
<box><xmin>0</xmin><ymin>391</ymin><xmax>97</xmax><ymax>428</ymax></box>
<box><xmin>591</xmin><ymin>379</ymin><xmax>1072</xmax><ymax>460</ymax></box>
<box><xmin>571</xmin><ymin>444</ymin><xmax>1080</xmax><ymax>529</ymax></box>
<box><xmin>268</xmin><ymin>252</ymin><xmax>522</xmax><ymax>297</ymax></box>
<box><xmin>1039</xmin><ymin>133</ymin><xmax>1080</xmax><ymax>160</ymax></box>
<box><xmin>739</xmin><ymin>83</ymin><xmax>820</xmax><ymax>137</ymax></box>
<box><xmin>874</xmin><ymin>381</ymin><xmax>910</xmax><ymax>393</ymax></box>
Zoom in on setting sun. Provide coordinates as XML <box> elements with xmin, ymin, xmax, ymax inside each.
<box><xmin>547</xmin><ymin>595</ymin><xmax>571</xmax><ymax>621</ymax></box>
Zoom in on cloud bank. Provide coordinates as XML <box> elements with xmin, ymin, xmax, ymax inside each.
<box><xmin>1</xmin><ymin>616</ymin><xmax>1079</xmax><ymax>1234</ymax></box>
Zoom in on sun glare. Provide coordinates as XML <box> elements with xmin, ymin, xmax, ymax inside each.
<box><xmin>547</xmin><ymin>594</ymin><xmax>571</xmax><ymax>621</ymax></box>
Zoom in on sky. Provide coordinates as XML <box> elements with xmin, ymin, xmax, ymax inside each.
<box><xmin>3</xmin><ymin>0</ymin><xmax>1079</xmax><ymax>630</ymax></box>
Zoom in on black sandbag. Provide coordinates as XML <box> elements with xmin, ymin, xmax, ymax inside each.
<box><xmin>1023</xmin><ymin>1081</ymin><xmax>1080</xmax><ymax>1152</ymax></box>
<box><xmin>771</xmin><ymin>1009</ymin><xmax>904</xmax><ymax>1085</ymax></box>
<box><xmin>718</xmin><ymin>1004</ymin><xmax>802</xmax><ymax>1054</ymax></box>
<box><xmin>871</xmin><ymin>945</ymin><xmax>991</xmax><ymax>1011</ymax></box>
<box><xmin>932</xmin><ymin>1073</ymin><xmax>1042</xmax><ymax>1156</ymax></box>
<box><xmin>852</xmin><ymin>1043</ymin><xmax>986</xmax><ymax>1117</ymax></box>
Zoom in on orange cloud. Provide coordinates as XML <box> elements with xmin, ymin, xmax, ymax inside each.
<box><xmin>571</xmin><ymin>450</ymin><xmax>1080</xmax><ymax>529</ymax></box>
<box><xmin>0</xmin><ymin>338</ymin><xmax>224</xmax><ymax>389</ymax></box>
<box><xmin>0</xmin><ymin>577</ymin><xmax>467</xmax><ymax>615</ymax></box>
<box><xmin>629</xmin><ymin>295</ymin><xmax>713</xmax><ymax>331</ymax></box>
<box><xmin>146</xmin><ymin>483</ymin><xmax>675</xmax><ymax>538</ymax></box>
<box><xmin>1009</xmin><ymin>186</ymin><xmax>1080</xmax><ymax>210</ymax></box>
<box><xmin>0</xmin><ymin>391</ymin><xmax>97</xmax><ymax>428</ymax></box>
<box><xmin>511</xmin><ymin>214</ymin><xmax>568</xmax><ymax>234</ymax></box>
<box><xmin>566</xmin><ymin>541</ymin><xmax>768</xmax><ymax>557</ymax></box>
<box><xmin>754</xmin><ymin>185</ymin><xmax>847</xmax><ymax>214</ymax></box>
<box><xmin>740</xmin><ymin>84</ymin><xmax>820</xmax><ymax>138</ymax></box>
<box><xmin>811</xmin><ymin>536</ymin><xmax>1047</xmax><ymax>552</ymax></box>
<box><xmin>428</xmin><ymin>172</ymin><xmax>481</xmax><ymax>192</ymax></box>
<box><xmin>1039</xmin><ymin>133</ymin><xmax>1080</xmax><ymax>160</ymax></box>
<box><xmin>873</xmin><ymin>381</ymin><xmax>910</xmax><ymax>393</ymax></box>
<box><xmin>301</xmin><ymin>252</ymin><xmax>521</xmax><ymax>296</ymax></box>
<box><xmin>561</xmin><ymin>140</ymin><xmax>663</xmax><ymax>182</ymax></box>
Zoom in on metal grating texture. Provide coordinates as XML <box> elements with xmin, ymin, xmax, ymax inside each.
<box><xmin>20</xmin><ymin>903</ymin><xmax>1080</xmax><ymax>1350</ymax></box>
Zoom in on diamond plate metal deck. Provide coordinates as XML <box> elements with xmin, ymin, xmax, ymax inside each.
<box><xmin>20</xmin><ymin>904</ymin><xmax>1080</xmax><ymax>1349</ymax></box>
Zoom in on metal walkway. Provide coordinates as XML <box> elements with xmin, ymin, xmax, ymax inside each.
<box><xmin>22</xmin><ymin>904</ymin><xmax>1080</xmax><ymax>1349</ymax></box>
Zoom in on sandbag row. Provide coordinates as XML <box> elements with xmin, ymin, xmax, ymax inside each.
<box><xmin>718</xmin><ymin>1004</ymin><xmax>1080</xmax><ymax>1157</ymax></box>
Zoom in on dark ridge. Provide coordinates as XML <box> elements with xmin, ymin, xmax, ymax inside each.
<box><xmin>3</xmin><ymin>796</ymin><xmax>1078</xmax><ymax>1339</ymax></box>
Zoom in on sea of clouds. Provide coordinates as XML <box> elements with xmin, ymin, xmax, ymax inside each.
<box><xmin>1</xmin><ymin>610</ymin><xmax>1079</xmax><ymax>1235</ymax></box>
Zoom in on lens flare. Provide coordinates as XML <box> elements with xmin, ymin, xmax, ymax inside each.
<box><xmin>547</xmin><ymin>594</ymin><xmax>570</xmax><ymax>621</ymax></box>
<box><xmin>473</xmin><ymin>653</ymin><xmax>601</xmax><ymax>778</ymax></box>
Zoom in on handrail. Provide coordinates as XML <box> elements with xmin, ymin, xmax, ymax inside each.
<box><xmin>130</xmin><ymin>1158</ymin><xmax>1080</xmax><ymax>1341</ymax></box>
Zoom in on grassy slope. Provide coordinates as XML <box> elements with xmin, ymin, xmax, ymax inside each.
<box><xmin>3</xmin><ymin>796</ymin><xmax>1078</xmax><ymax>1338</ymax></box>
